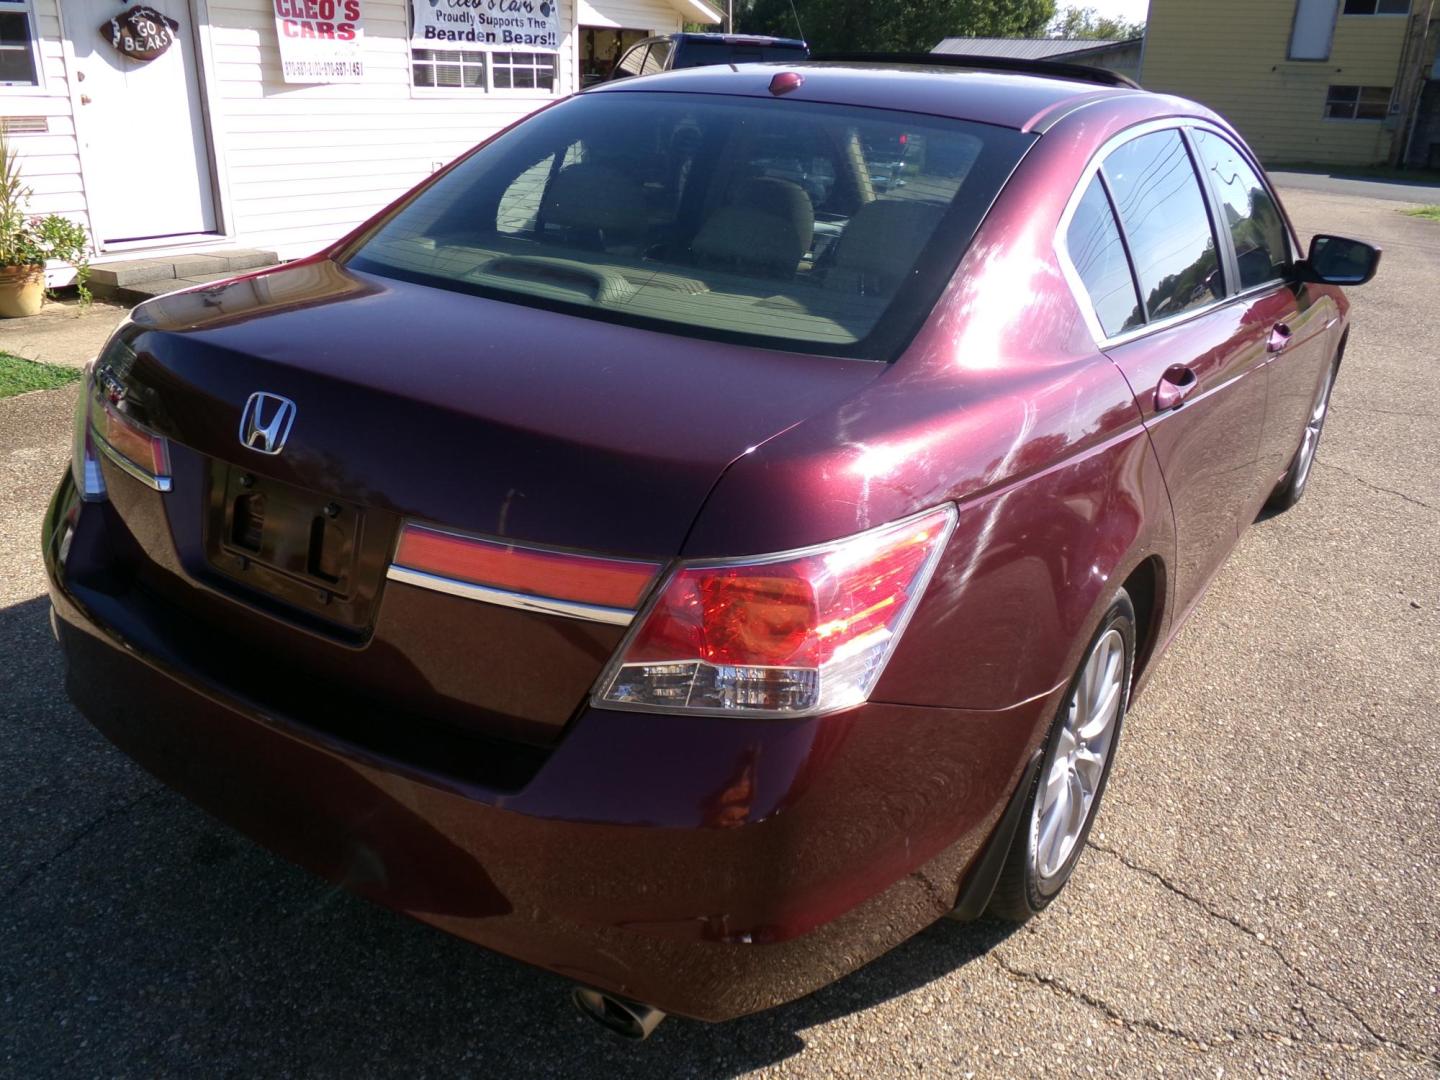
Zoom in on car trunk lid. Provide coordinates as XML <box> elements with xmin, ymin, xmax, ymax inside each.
<box><xmin>96</xmin><ymin>260</ymin><xmax>881</xmax><ymax>745</ymax></box>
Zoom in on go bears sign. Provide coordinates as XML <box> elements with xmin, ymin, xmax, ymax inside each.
<box><xmin>410</xmin><ymin>0</ymin><xmax>559</xmax><ymax>51</ymax></box>
<box><xmin>98</xmin><ymin>5</ymin><xmax>180</xmax><ymax>63</ymax></box>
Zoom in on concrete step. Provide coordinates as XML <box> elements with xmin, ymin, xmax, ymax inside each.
<box><xmin>117</xmin><ymin>271</ymin><xmax>243</xmax><ymax>301</ymax></box>
<box><xmin>90</xmin><ymin>248</ymin><xmax>279</xmax><ymax>304</ymax></box>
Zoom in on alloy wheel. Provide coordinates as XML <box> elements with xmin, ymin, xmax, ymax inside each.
<box><xmin>1033</xmin><ymin>627</ymin><xmax>1126</xmax><ymax>883</ymax></box>
<box><xmin>1291</xmin><ymin>365</ymin><xmax>1335</xmax><ymax>493</ymax></box>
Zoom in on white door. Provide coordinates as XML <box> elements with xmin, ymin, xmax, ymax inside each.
<box><xmin>63</xmin><ymin>0</ymin><xmax>217</xmax><ymax>243</ymax></box>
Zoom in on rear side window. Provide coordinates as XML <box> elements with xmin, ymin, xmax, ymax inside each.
<box><xmin>614</xmin><ymin>43</ymin><xmax>648</xmax><ymax>78</ymax></box>
<box><xmin>1066</xmin><ymin>176</ymin><xmax>1143</xmax><ymax>337</ymax></box>
<box><xmin>346</xmin><ymin>92</ymin><xmax>1031</xmax><ymax>359</ymax></box>
<box><xmin>1192</xmin><ymin>130</ymin><xmax>1290</xmax><ymax>290</ymax></box>
<box><xmin>1102</xmin><ymin>130</ymin><xmax>1222</xmax><ymax>324</ymax></box>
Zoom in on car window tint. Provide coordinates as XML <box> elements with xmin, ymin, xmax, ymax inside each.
<box><xmin>347</xmin><ymin>92</ymin><xmax>1032</xmax><ymax>360</ymax></box>
<box><xmin>1191</xmin><ymin>130</ymin><xmax>1290</xmax><ymax>290</ymax></box>
<box><xmin>1066</xmin><ymin>175</ymin><xmax>1143</xmax><ymax>337</ymax></box>
<box><xmin>1102</xmin><ymin>130</ymin><xmax>1222</xmax><ymax>323</ymax></box>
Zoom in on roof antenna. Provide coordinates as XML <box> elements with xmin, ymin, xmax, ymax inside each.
<box><xmin>787</xmin><ymin>0</ymin><xmax>805</xmax><ymax>42</ymax></box>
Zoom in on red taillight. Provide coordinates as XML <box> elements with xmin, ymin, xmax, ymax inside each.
<box><xmin>83</xmin><ymin>373</ymin><xmax>172</xmax><ymax>493</ymax></box>
<box><xmin>95</xmin><ymin>397</ymin><xmax>170</xmax><ymax>479</ymax></box>
<box><xmin>596</xmin><ymin>505</ymin><xmax>957</xmax><ymax>717</ymax></box>
<box><xmin>391</xmin><ymin>523</ymin><xmax>662</xmax><ymax>618</ymax></box>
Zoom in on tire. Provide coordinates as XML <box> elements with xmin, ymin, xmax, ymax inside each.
<box><xmin>1266</xmin><ymin>354</ymin><xmax>1339</xmax><ymax>513</ymax></box>
<box><xmin>987</xmin><ymin>590</ymin><xmax>1135</xmax><ymax>922</ymax></box>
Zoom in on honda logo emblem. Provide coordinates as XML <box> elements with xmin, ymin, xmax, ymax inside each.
<box><xmin>239</xmin><ymin>392</ymin><xmax>297</xmax><ymax>455</ymax></box>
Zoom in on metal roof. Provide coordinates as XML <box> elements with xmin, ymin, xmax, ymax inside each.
<box><xmin>933</xmin><ymin>37</ymin><xmax>1124</xmax><ymax>60</ymax></box>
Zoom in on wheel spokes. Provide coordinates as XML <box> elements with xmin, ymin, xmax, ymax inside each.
<box><xmin>1031</xmin><ymin>625</ymin><xmax>1128</xmax><ymax>885</ymax></box>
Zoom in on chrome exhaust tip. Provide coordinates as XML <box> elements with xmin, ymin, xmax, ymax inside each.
<box><xmin>571</xmin><ymin>987</ymin><xmax>666</xmax><ymax>1041</ymax></box>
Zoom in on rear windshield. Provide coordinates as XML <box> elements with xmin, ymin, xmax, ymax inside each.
<box><xmin>346</xmin><ymin>91</ymin><xmax>1031</xmax><ymax>359</ymax></box>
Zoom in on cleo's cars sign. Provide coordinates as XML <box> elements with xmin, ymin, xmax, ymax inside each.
<box><xmin>273</xmin><ymin>0</ymin><xmax>364</xmax><ymax>83</ymax></box>
<box><xmin>411</xmin><ymin>0</ymin><xmax>559</xmax><ymax>51</ymax></box>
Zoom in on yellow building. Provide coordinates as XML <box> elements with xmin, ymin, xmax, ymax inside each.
<box><xmin>1141</xmin><ymin>0</ymin><xmax>1437</xmax><ymax>166</ymax></box>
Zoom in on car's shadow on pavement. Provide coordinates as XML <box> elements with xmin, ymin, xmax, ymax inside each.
<box><xmin>2</xmin><ymin>591</ymin><xmax>1016</xmax><ymax>1076</ymax></box>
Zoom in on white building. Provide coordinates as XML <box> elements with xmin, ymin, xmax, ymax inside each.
<box><xmin>0</xmin><ymin>0</ymin><xmax>719</xmax><ymax>272</ymax></box>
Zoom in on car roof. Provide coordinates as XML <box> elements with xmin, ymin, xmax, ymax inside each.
<box><xmin>672</xmin><ymin>32</ymin><xmax>807</xmax><ymax>47</ymax></box>
<box><xmin>587</xmin><ymin>60</ymin><xmax>1166</xmax><ymax>132</ymax></box>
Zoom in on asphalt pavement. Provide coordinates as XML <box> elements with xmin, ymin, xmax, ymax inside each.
<box><xmin>1268</xmin><ymin>170</ymin><xmax>1440</xmax><ymax>205</ymax></box>
<box><xmin>1</xmin><ymin>187</ymin><xmax>1437</xmax><ymax>1078</ymax></box>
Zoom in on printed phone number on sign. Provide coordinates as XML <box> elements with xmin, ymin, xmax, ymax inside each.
<box><xmin>282</xmin><ymin>59</ymin><xmax>365</xmax><ymax>76</ymax></box>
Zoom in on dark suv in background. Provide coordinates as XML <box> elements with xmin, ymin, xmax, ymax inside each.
<box><xmin>606</xmin><ymin>32</ymin><xmax>808</xmax><ymax>81</ymax></box>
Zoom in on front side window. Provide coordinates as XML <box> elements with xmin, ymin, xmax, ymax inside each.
<box><xmin>0</xmin><ymin>0</ymin><xmax>39</xmax><ymax>87</ymax></box>
<box><xmin>1325</xmin><ymin>84</ymin><xmax>1392</xmax><ymax>119</ymax></box>
<box><xmin>1066</xmin><ymin>175</ymin><xmax>1143</xmax><ymax>337</ymax></box>
<box><xmin>1102</xmin><ymin>129</ymin><xmax>1222</xmax><ymax>325</ymax></box>
<box><xmin>1192</xmin><ymin>130</ymin><xmax>1290</xmax><ymax>290</ymax></box>
<box><xmin>1342</xmin><ymin>0</ymin><xmax>1408</xmax><ymax>13</ymax></box>
<box><xmin>347</xmin><ymin>92</ymin><xmax>1032</xmax><ymax>358</ymax></box>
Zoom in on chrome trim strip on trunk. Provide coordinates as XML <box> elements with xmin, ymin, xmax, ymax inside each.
<box><xmin>385</xmin><ymin>565</ymin><xmax>636</xmax><ymax>626</ymax></box>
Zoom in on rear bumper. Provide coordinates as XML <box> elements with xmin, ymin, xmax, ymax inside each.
<box><xmin>44</xmin><ymin>472</ymin><xmax>1054</xmax><ymax>1021</ymax></box>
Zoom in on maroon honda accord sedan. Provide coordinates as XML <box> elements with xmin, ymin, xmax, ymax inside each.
<box><xmin>44</xmin><ymin>58</ymin><xmax>1378</xmax><ymax>1037</ymax></box>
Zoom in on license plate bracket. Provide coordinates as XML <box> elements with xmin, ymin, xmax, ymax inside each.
<box><xmin>203</xmin><ymin>464</ymin><xmax>378</xmax><ymax>630</ymax></box>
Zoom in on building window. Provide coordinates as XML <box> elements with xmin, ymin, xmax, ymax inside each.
<box><xmin>1341</xmin><ymin>0</ymin><xmax>1409</xmax><ymax>13</ymax></box>
<box><xmin>0</xmin><ymin>0</ymin><xmax>40</xmax><ymax>87</ymax></box>
<box><xmin>409</xmin><ymin>48</ymin><xmax>557</xmax><ymax>92</ymax></box>
<box><xmin>1324</xmin><ymin>85</ymin><xmax>1393</xmax><ymax>119</ymax></box>
<box><xmin>491</xmin><ymin>52</ymin><xmax>557</xmax><ymax>91</ymax></box>
<box><xmin>411</xmin><ymin>49</ymin><xmax>486</xmax><ymax>89</ymax></box>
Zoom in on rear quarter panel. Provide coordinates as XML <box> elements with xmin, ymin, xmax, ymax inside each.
<box><xmin>685</xmin><ymin>105</ymin><xmax>1184</xmax><ymax>711</ymax></box>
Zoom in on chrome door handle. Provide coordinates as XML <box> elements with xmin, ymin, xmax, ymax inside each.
<box><xmin>1154</xmin><ymin>364</ymin><xmax>1198</xmax><ymax>412</ymax></box>
<box><xmin>1267</xmin><ymin>322</ymin><xmax>1293</xmax><ymax>352</ymax></box>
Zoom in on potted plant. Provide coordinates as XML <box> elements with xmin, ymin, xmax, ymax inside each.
<box><xmin>0</xmin><ymin>131</ymin><xmax>91</xmax><ymax>318</ymax></box>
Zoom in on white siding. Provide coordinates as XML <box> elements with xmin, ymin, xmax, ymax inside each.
<box><xmin>205</xmin><ymin>0</ymin><xmax>583</xmax><ymax>258</ymax></box>
<box><xmin>4</xmin><ymin>0</ymin><xmax>705</xmax><ymax>265</ymax></box>
<box><xmin>0</xmin><ymin>0</ymin><xmax>90</xmax><ymax>234</ymax></box>
<box><xmin>576</xmin><ymin>0</ymin><xmax>680</xmax><ymax>32</ymax></box>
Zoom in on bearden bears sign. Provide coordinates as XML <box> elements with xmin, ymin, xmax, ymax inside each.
<box><xmin>410</xmin><ymin>0</ymin><xmax>559</xmax><ymax>52</ymax></box>
<box><xmin>273</xmin><ymin>0</ymin><xmax>365</xmax><ymax>82</ymax></box>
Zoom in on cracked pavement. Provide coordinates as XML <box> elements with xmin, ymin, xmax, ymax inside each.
<box><xmin>2</xmin><ymin>187</ymin><xmax>1437</xmax><ymax>1077</ymax></box>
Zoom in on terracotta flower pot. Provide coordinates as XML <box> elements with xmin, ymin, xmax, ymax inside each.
<box><xmin>0</xmin><ymin>264</ymin><xmax>45</xmax><ymax>318</ymax></box>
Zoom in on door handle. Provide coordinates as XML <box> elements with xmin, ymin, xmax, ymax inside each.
<box><xmin>1154</xmin><ymin>364</ymin><xmax>1198</xmax><ymax>412</ymax></box>
<box><xmin>1267</xmin><ymin>322</ymin><xmax>1293</xmax><ymax>352</ymax></box>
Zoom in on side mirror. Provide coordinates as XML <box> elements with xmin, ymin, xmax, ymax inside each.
<box><xmin>1299</xmin><ymin>234</ymin><xmax>1381</xmax><ymax>286</ymax></box>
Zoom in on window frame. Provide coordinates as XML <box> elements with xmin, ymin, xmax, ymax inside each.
<box><xmin>408</xmin><ymin>45</ymin><xmax>560</xmax><ymax>97</ymax></box>
<box><xmin>0</xmin><ymin>0</ymin><xmax>44</xmax><ymax>92</ymax></box>
<box><xmin>1340</xmin><ymin>0</ymin><xmax>1410</xmax><ymax>15</ymax></box>
<box><xmin>1189</xmin><ymin>128</ymin><xmax>1294</xmax><ymax>293</ymax></box>
<box><xmin>1286</xmin><ymin>0</ymin><xmax>1339</xmax><ymax>61</ymax></box>
<box><xmin>1055</xmin><ymin>118</ymin><xmax>1302</xmax><ymax>350</ymax></box>
<box><xmin>1323</xmin><ymin>84</ymin><xmax>1393</xmax><ymax>121</ymax></box>
<box><xmin>487</xmin><ymin>50</ymin><xmax>559</xmax><ymax>95</ymax></box>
